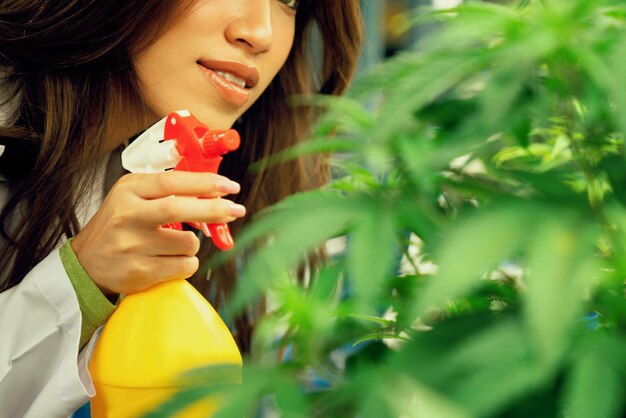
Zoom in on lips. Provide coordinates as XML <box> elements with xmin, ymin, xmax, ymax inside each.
<box><xmin>197</xmin><ymin>60</ymin><xmax>260</xmax><ymax>107</ymax></box>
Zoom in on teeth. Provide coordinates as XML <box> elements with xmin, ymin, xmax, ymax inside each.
<box><xmin>214</xmin><ymin>70</ymin><xmax>247</xmax><ymax>88</ymax></box>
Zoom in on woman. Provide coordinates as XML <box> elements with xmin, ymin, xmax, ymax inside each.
<box><xmin>0</xmin><ymin>0</ymin><xmax>362</xmax><ymax>416</ymax></box>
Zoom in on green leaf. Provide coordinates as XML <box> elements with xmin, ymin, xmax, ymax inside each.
<box><xmin>249</xmin><ymin>138</ymin><xmax>361</xmax><ymax>172</ymax></box>
<box><xmin>562</xmin><ymin>334</ymin><xmax>626</xmax><ymax>418</ymax></box>
<box><xmin>209</xmin><ymin>190</ymin><xmax>350</xmax><ymax>269</ymax></box>
<box><xmin>523</xmin><ymin>218</ymin><xmax>600</xmax><ymax>368</ymax></box>
<box><xmin>397</xmin><ymin>317</ymin><xmax>541</xmax><ymax>417</ymax></box>
<box><xmin>226</xmin><ymin>192</ymin><xmax>360</xmax><ymax>316</ymax></box>
<box><xmin>403</xmin><ymin>2</ymin><xmax>520</xmax><ymax>54</ymax></box>
<box><xmin>407</xmin><ymin>380</ymin><xmax>472</xmax><ymax>418</ymax></box>
<box><xmin>352</xmin><ymin>332</ymin><xmax>409</xmax><ymax>347</ymax></box>
<box><xmin>308</xmin><ymin>261</ymin><xmax>344</xmax><ymax>302</ymax></box>
<box><xmin>143</xmin><ymin>386</ymin><xmax>216</xmax><ymax>418</ymax></box>
<box><xmin>348</xmin><ymin>313</ymin><xmax>396</xmax><ymax>327</ymax></box>
<box><xmin>273</xmin><ymin>379</ymin><xmax>311</xmax><ymax>418</ymax></box>
<box><xmin>347</xmin><ymin>199</ymin><xmax>399</xmax><ymax>311</ymax></box>
<box><xmin>479</xmin><ymin>63</ymin><xmax>531</xmax><ymax>131</ymax></box>
<box><xmin>300</xmin><ymin>94</ymin><xmax>376</xmax><ymax>137</ymax></box>
<box><xmin>370</xmin><ymin>51</ymin><xmax>486</xmax><ymax>146</ymax></box>
<box><xmin>607</xmin><ymin>31</ymin><xmax>626</xmax><ymax>141</ymax></box>
<box><xmin>414</xmin><ymin>203</ymin><xmax>536</xmax><ymax>315</ymax></box>
<box><xmin>448</xmin><ymin>322</ymin><xmax>541</xmax><ymax>417</ymax></box>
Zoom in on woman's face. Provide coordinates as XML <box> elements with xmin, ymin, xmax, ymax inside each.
<box><xmin>133</xmin><ymin>0</ymin><xmax>298</xmax><ymax>129</ymax></box>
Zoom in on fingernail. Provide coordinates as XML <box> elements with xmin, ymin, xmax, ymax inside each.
<box><xmin>217</xmin><ymin>179</ymin><xmax>240</xmax><ymax>194</ymax></box>
<box><xmin>228</xmin><ymin>203</ymin><xmax>246</xmax><ymax>217</ymax></box>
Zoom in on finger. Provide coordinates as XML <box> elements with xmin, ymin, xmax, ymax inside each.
<box><xmin>147</xmin><ymin>255</ymin><xmax>200</xmax><ymax>284</ymax></box>
<box><xmin>118</xmin><ymin>255</ymin><xmax>199</xmax><ymax>294</ymax></box>
<box><xmin>120</xmin><ymin>171</ymin><xmax>240</xmax><ymax>199</ymax></box>
<box><xmin>142</xmin><ymin>229</ymin><xmax>201</xmax><ymax>257</ymax></box>
<box><xmin>142</xmin><ymin>196</ymin><xmax>246</xmax><ymax>226</ymax></box>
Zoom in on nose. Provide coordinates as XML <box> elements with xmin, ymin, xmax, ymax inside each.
<box><xmin>225</xmin><ymin>1</ymin><xmax>273</xmax><ymax>55</ymax></box>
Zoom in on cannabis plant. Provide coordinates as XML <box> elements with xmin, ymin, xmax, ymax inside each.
<box><xmin>151</xmin><ymin>0</ymin><xmax>626</xmax><ymax>417</ymax></box>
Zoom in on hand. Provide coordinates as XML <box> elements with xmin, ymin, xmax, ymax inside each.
<box><xmin>71</xmin><ymin>171</ymin><xmax>245</xmax><ymax>295</ymax></box>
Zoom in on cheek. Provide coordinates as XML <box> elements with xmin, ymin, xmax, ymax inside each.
<box><xmin>132</xmin><ymin>52</ymin><xmax>169</xmax><ymax>115</ymax></box>
<box><xmin>262</xmin><ymin>19</ymin><xmax>296</xmax><ymax>87</ymax></box>
<box><xmin>132</xmin><ymin>45</ymin><xmax>187</xmax><ymax>118</ymax></box>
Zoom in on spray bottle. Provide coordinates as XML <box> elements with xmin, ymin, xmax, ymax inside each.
<box><xmin>89</xmin><ymin>110</ymin><xmax>243</xmax><ymax>418</ymax></box>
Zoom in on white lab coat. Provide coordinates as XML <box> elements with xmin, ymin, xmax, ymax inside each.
<box><xmin>0</xmin><ymin>252</ymin><xmax>95</xmax><ymax>417</ymax></box>
<box><xmin>0</xmin><ymin>152</ymin><xmax>113</xmax><ymax>417</ymax></box>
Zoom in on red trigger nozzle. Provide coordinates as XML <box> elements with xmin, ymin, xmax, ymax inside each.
<box><xmin>201</xmin><ymin>129</ymin><xmax>241</xmax><ymax>157</ymax></box>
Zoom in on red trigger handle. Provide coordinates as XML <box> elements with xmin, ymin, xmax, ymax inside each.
<box><xmin>163</xmin><ymin>112</ymin><xmax>241</xmax><ymax>251</ymax></box>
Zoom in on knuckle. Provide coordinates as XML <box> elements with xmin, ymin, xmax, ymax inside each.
<box><xmin>113</xmin><ymin>174</ymin><xmax>131</xmax><ymax>189</ymax></box>
<box><xmin>125</xmin><ymin>260</ymin><xmax>149</xmax><ymax>280</ymax></box>
<box><xmin>108</xmin><ymin>214</ymin><xmax>124</xmax><ymax>229</ymax></box>
<box><xmin>109</xmin><ymin>208</ymin><xmax>132</xmax><ymax>228</ymax></box>
<box><xmin>114</xmin><ymin>173</ymin><xmax>137</xmax><ymax>192</ymax></box>
<box><xmin>181</xmin><ymin>257</ymin><xmax>199</xmax><ymax>278</ymax></box>
<box><xmin>182</xmin><ymin>232</ymin><xmax>201</xmax><ymax>255</ymax></box>
<box><xmin>207</xmin><ymin>199</ymin><xmax>229</xmax><ymax>219</ymax></box>
<box><xmin>118</xmin><ymin>237</ymin><xmax>139</xmax><ymax>255</ymax></box>
<box><xmin>110</xmin><ymin>205</ymin><xmax>141</xmax><ymax>230</ymax></box>
<box><xmin>154</xmin><ymin>173</ymin><xmax>173</xmax><ymax>195</ymax></box>
<box><xmin>208</xmin><ymin>173</ymin><xmax>223</xmax><ymax>188</ymax></box>
<box><xmin>109</xmin><ymin>235</ymin><xmax>127</xmax><ymax>252</ymax></box>
<box><xmin>159</xmin><ymin>199</ymin><xmax>181</xmax><ymax>220</ymax></box>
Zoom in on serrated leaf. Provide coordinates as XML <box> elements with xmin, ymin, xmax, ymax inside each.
<box><xmin>226</xmin><ymin>194</ymin><xmax>360</xmax><ymax>316</ymax></box>
<box><xmin>370</xmin><ymin>52</ymin><xmax>486</xmax><ymax>146</ymax></box>
<box><xmin>209</xmin><ymin>190</ymin><xmax>350</xmax><ymax>269</ymax></box>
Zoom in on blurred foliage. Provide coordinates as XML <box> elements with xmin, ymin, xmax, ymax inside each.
<box><xmin>152</xmin><ymin>0</ymin><xmax>626</xmax><ymax>416</ymax></box>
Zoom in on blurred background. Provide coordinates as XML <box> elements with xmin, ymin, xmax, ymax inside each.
<box><xmin>358</xmin><ymin>0</ymin><xmax>463</xmax><ymax>72</ymax></box>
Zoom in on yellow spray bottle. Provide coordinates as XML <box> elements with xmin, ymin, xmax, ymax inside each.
<box><xmin>89</xmin><ymin>111</ymin><xmax>242</xmax><ymax>417</ymax></box>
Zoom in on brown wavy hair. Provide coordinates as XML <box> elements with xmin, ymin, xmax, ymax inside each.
<box><xmin>0</xmin><ymin>0</ymin><xmax>362</xmax><ymax>351</ymax></box>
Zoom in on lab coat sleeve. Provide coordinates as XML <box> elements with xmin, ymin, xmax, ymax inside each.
<box><xmin>0</xmin><ymin>247</ymin><xmax>94</xmax><ymax>418</ymax></box>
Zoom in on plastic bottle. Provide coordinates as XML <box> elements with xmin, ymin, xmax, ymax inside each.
<box><xmin>89</xmin><ymin>111</ymin><xmax>242</xmax><ymax>417</ymax></box>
